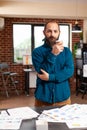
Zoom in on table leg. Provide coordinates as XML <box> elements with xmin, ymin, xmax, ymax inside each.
<box><xmin>25</xmin><ymin>71</ymin><xmax>29</xmax><ymax>96</ymax></box>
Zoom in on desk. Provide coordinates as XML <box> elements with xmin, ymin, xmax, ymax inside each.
<box><xmin>21</xmin><ymin>120</ymin><xmax>69</xmax><ymax>130</ymax></box>
<box><xmin>16</xmin><ymin>106</ymin><xmax>87</xmax><ymax>130</ymax></box>
<box><xmin>23</xmin><ymin>68</ymin><xmax>35</xmax><ymax>96</ymax></box>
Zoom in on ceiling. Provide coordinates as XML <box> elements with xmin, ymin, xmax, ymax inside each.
<box><xmin>0</xmin><ymin>0</ymin><xmax>87</xmax><ymax>19</ymax></box>
<box><xmin>1</xmin><ymin>0</ymin><xmax>87</xmax><ymax>2</ymax></box>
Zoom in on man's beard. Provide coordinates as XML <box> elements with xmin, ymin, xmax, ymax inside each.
<box><xmin>46</xmin><ymin>36</ymin><xmax>59</xmax><ymax>47</ymax></box>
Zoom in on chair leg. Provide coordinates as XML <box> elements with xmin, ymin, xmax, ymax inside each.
<box><xmin>2</xmin><ymin>78</ymin><xmax>9</xmax><ymax>98</ymax></box>
<box><xmin>82</xmin><ymin>86</ymin><xmax>87</xmax><ymax>99</ymax></box>
<box><xmin>2</xmin><ymin>73</ymin><xmax>19</xmax><ymax>97</ymax></box>
<box><xmin>82</xmin><ymin>92</ymin><xmax>86</xmax><ymax>99</ymax></box>
<box><xmin>76</xmin><ymin>86</ymin><xmax>80</xmax><ymax>96</ymax></box>
<box><xmin>10</xmin><ymin>76</ymin><xmax>19</xmax><ymax>95</ymax></box>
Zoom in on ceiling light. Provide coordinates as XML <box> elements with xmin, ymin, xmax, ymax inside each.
<box><xmin>72</xmin><ymin>0</ymin><xmax>82</xmax><ymax>33</ymax></box>
<box><xmin>72</xmin><ymin>20</ymin><xmax>82</xmax><ymax>33</ymax></box>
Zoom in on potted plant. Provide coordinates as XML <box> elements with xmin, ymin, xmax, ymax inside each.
<box><xmin>17</xmin><ymin>57</ymin><xmax>23</xmax><ymax>63</ymax></box>
<box><xmin>79</xmin><ymin>32</ymin><xmax>83</xmax><ymax>43</ymax></box>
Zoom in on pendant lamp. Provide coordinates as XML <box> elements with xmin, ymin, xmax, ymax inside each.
<box><xmin>72</xmin><ymin>0</ymin><xmax>82</xmax><ymax>33</ymax></box>
<box><xmin>72</xmin><ymin>20</ymin><xmax>82</xmax><ymax>33</ymax></box>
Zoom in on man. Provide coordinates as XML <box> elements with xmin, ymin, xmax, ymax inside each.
<box><xmin>32</xmin><ymin>20</ymin><xmax>74</xmax><ymax>107</ymax></box>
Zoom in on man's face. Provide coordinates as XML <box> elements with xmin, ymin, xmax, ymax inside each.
<box><xmin>43</xmin><ymin>22</ymin><xmax>60</xmax><ymax>46</ymax></box>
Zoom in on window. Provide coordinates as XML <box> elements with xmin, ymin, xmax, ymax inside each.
<box><xmin>59</xmin><ymin>24</ymin><xmax>70</xmax><ymax>48</ymax></box>
<box><xmin>34</xmin><ymin>26</ymin><xmax>44</xmax><ymax>48</ymax></box>
<box><xmin>13</xmin><ymin>24</ymin><xmax>31</xmax><ymax>63</ymax></box>
<box><xmin>13</xmin><ymin>23</ymin><xmax>71</xmax><ymax>64</ymax></box>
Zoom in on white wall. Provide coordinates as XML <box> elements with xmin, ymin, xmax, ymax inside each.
<box><xmin>83</xmin><ymin>20</ymin><xmax>87</xmax><ymax>43</ymax></box>
<box><xmin>30</xmin><ymin>71</ymin><xmax>36</xmax><ymax>88</ymax></box>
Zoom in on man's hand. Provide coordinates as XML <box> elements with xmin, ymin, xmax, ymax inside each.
<box><xmin>37</xmin><ymin>69</ymin><xmax>49</xmax><ymax>81</ymax></box>
<box><xmin>51</xmin><ymin>41</ymin><xmax>64</xmax><ymax>55</ymax></box>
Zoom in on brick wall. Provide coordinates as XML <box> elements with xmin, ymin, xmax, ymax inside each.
<box><xmin>0</xmin><ymin>18</ymin><xmax>83</xmax><ymax>92</ymax></box>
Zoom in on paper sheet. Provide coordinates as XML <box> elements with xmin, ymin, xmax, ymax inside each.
<box><xmin>83</xmin><ymin>64</ymin><xmax>87</xmax><ymax>77</ymax></box>
<box><xmin>37</xmin><ymin>104</ymin><xmax>87</xmax><ymax>128</ymax></box>
<box><xmin>0</xmin><ymin>106</ymin><xmax>39</xmax><ymax>129</ymax></box>
<box><xmin>0</xmin><ymin>114</ymin><xmax>22</xmax><ymax>130</ymax></box>
<box><xmin>8</xmin><ymin>106</ymin><xmax>39</xmax><ymax>120</ymax></box>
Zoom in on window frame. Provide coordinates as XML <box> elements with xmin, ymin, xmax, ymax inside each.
<box><xmin>13</xmin><ymin>23</ymin><xmax>71</xmax><ymax>64</ymax></box>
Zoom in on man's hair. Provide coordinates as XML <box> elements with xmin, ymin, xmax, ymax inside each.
<box><xmin>44</xmin><ymin>20</ymin><xmax>60</xmax><ymax>31</ymax></box>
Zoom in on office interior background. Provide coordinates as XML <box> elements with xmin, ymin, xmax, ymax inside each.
<box><xmin>0</xmin><ymin>0</ymin><xmax>87</xmax><ymax>103</ymax></box>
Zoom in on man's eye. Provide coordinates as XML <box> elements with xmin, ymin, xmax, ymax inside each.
<box><xmin>54</xmin><ymin>30</ymin><xmax>58</xmax><ymax>33</ymax></box>
<box><xmin>47</xmin><ymin>30</ymin><xmax>51</xmax><ymax>33</ymax></box>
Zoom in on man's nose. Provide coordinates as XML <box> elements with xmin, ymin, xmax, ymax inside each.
<box><xmin>51</xmin><ymin>31</ymin><xmax>55</xmax><ymax>36</ymax></box>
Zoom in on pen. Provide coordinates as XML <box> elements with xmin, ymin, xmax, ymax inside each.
<box><xmin>6</xmin><ymin>110</ymin><xmax>10</xmax><ymax>116</ymax></box>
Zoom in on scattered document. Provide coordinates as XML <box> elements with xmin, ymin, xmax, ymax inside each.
<box><xmin>67</xmin><ymin>118</ymin><xmax>87</xmax><ymax>128</ymax></box>
<box><xmin>0</xmin><ymin>106</ymin><xmax>39</xmax><ymax>129</ymax></box>
<box><xmin>0</xmin><ymin>110</ymin><xmax>9</xmax><ymax>117</ymax></box>
<box><xmin>0</xmin><ymin>110</ymin><xmax>22</xmax><ymax>130</ymax></box>
<box><xmin>83</xmin><ymin>64</ymin><xmax>87</xmax><ymax>77</ymax></box>
<box><xmin>38</xmin><ymin>112</ymin><xmax>58</xmax><ymax>122</ymax></box>
<box><xmin>0</xmin><ymin>116</ymin><xmax>22</xmax><ymax>130</ymax></box>
<box><xmin>7</xmin><ymin>106</ymin><xmax>39</xmax><ymax>120</ymax></box>
<box><xmin>37</xmin><ymin>104</ymin><xmax>87</xmax><ymax>129</ymax></box>
<box><xmin>0</xmin><ymin>105</ymin><xmax>87</xmax><ymax>129</ymax></box>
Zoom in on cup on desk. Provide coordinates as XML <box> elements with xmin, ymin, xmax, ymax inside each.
<box><xmin>36</xmin><ymin>120</ymin><xmax>48</xmax><ymax>130</ymax></box>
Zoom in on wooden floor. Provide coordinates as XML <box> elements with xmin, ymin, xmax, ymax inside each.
<box><xmin>0</xmin><ymin>89</ymin><xmax>87</xmax><ymax>109</ymax></box>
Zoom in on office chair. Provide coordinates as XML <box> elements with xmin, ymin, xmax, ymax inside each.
<box><xmin>76</xmin><ymin>59</ymin><xmax>87</xmax><ymax>99</ymax></box>
<box><xmin>0</xmin><ymin>62</ymin><xmax>19</xmax><ymax>97</ymax></box>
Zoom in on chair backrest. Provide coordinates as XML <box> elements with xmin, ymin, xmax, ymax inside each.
<box><xmin>76</xmin><ymin>59</ymin><xmax>83</xmax><ymax>76</ymax></box>
<box><xmin>76</xmin><ymin>59</ymin><xmax>83</xmax><ymax>69</ymax></box>
<box><xmin>0</xmin><ymin>63</ymin><xmax>9</xmax><ymax>70</ymax></box>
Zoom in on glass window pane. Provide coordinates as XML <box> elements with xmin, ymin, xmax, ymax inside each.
<box><xmin>59</xmin><ymin>25</ymin><xmax>69</xmax><ymax>47</ymax></box>
<box><xmin>34</xmin><ymin>24</ymin><xmax>70</xmax><ymax>49</ymax></box>
<box><xmin>13</xmin><ymin>24</ymin><xmax>31</xmax><ymax>63</ymax></box>
<box><xmin>34</xmin><ymin>26</ymin><xmax>44</xmax><ymax>48</ymax></box>
<box><xmin>13</xmin><ymin>23</ymin><xmax>70</xmax><ymax>65</ymax></box>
